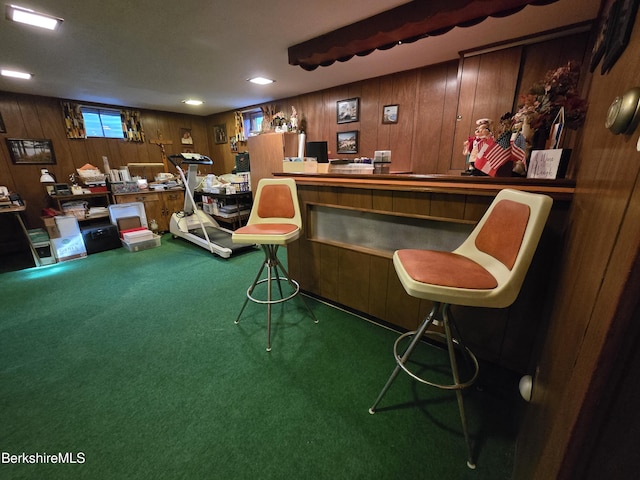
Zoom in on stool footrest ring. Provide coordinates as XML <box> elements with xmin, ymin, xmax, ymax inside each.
<box><xmin>393</xmin><ymin>330</ymin><xmax>479</xmax><ymax>390</ymax></box>
<box><xmin>247</xmin><ymin>277</ymin><xmax>300</xmax><ymax>305</ymax></box>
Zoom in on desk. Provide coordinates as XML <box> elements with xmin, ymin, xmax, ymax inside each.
<box><xmin>0</xmin><ymin>203</ymin><xmax>40</xmax><ymax>267</ymax></box>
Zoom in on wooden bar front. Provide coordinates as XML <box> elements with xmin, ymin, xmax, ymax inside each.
<box><xmin>279</xmin><ymin>173</ymin><xmax>574</xmax><ymax>373</ymax></box>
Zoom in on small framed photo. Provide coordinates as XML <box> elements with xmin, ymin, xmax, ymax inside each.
<box><xmin>527</xmin><ymin>149</ymin><xmax>571</xmax><ymax>179</ymax></box>
<box><xmin>214</xmin><ymin>124</ymin><xmax>227</xmax><ymax>144</ymax></box>
<box><xmin>180</xmin><ymin>128</ymin><xmax>193</xmax><ymax>145</ymax></box>
<box><xmin>337</xmin><ymin>98</ymin><xmax>359</xmax><ymax>124</ymax></box>
<box><xmin>337</xmin><ymin>130</ymin><xmax>358</xmax><ymax>154</ymax></box>
<box><xmin>382</xmin><ymin>104</ymin><xmax>399</xmax><ymax>124</ymax></box>
<box><xmin>601</xmin><ymin>0</ymin><xmax>640</xmax><ymax>74</ymax></box>
<box><xmin>6</xmin><ymin>138</ymin><xmax>56</xmax><ymax>164</ymax></box>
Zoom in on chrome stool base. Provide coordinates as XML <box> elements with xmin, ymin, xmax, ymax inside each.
<box><xmin>235</xmin><ymin>244</ymin><xmax>318</xmax><ymax>351</ymax></box>
<box><xmin>369</xmin><ymin>302</ymin><xmax>479</xmax><ymax>469</ymax></box>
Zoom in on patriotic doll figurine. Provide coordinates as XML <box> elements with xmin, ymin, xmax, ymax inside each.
<box><xmin>463</xmin><ymin>118</ymin><xmax>493</xmax><ymax>173</ymax></box>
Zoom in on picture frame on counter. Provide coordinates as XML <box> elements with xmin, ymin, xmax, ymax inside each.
<box><xmin>337</xmin><ymin>98</ymin><xmax>359</xmax><ymax>124</ymax></box>
<box><xmin>527</xmin><ymin>149</ymin><xmax>571</xmax><ymax>179</ymax></box>
<box><xmin>337</xmin><ymin>130</ymin><xmax>359</xmax><ymax>154</ymax></box>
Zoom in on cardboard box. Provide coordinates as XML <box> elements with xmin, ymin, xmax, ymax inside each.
<box><xmin>51</xmin><ymin>235</ymin><xmax>87</xmax><ymax>262</ymax></box>
<box><xmin>42</xmin><ymin>216</ymin><xmax>60</xmax><ymax>239</ymax></box>
<box><xmin>283</xmin><ymin>157</ymin><xmax>318</xmax><ymax>173</ymax></box>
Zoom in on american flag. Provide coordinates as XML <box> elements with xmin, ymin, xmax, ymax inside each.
<box><xmin>475</xmin><ymin>131</ymin><xmax>512</xmax><ymax>176</ymax></box>
<box><xmin>511</xmin><ymin>132</ymin><xmax>527</xmax><ymax>164</ymax></box>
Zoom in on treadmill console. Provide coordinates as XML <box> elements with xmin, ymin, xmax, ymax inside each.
<box><xmin>168</xmin><ymin>153</ymin><xmax>213</xmax><ymax>166</ymax></box>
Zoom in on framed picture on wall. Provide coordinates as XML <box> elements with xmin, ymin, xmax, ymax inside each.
<box><xmin>6</xmin><ymin>138</ymin><xmax>56</xmax><ymax>164</ymax></box>
<box><xmin>214</xmin><ymin>124</ymin><xmax>227</xmax><ymax>144</ymax></box>
<box><xmin>382</xmin><ymin>105</ymin><xmax>399</xmax><ymax>124</ymax></box>
<box><xmin>337</xmin><ymin>98</ymin><xmax>359</xmax><ymax>124</ymax></box>
<box><xmin>0</xmin><ymin>112</ymin><xmax>6</xmax><ymax>133</ymax></box>
<box><xmin>601</xmin><ymin>0</ymin><xmax>640</xmax><ymax>74</ymax></box>
<box><xmin>180</xmin><ymin>128</ymin><xmax>193</xmax><ymax>145</ymax></box>
<box><xmin>337</xmin><ymin>131</ymin><xmax>358</xmax><ymax>154</ymax></box>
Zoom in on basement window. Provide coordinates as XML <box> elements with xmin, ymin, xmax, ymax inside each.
<box><xmin>242</xmin><ymin>109</ymin><xmax>263</xmax><ymax>137</ymax></box>
<box><xmin>81</xmin><ymin>107</ymin><xmax>124</xmax><ymax>138</ymax></box>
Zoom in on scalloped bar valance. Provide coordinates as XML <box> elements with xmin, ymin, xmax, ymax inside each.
<box><xmin>288</xmin><ymin>0</ymin><xmax>559</xmax><ymax>71</ymax></box>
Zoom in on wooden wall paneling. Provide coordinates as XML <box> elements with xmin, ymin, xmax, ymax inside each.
<box><xmin>298</xmin><ymin>91</ymin><xmax>323</xmax><ymax>143</ymax></box>
<box><xmin>452</xmin><ymin>55</ymin><xmax>480</xmax><ymax>173</ymax></box>
<box><xmin>19</xmin><ymin>97</ymin><xmax>45</xmax><ymax>139</ymax></box>
<box><xmin>337</xmin><ymin>249</ymin><xmax>371</xmax><ymax>313</ymax></box>
<box><xmin>392</xmin><ymin>190</ymin><xmax>431</xmax><ymax>215</ymax></box>
<box><xmin>360</xmin><ymin>78</ymin><xmax>381</xmax><ymax>157</ymax></box>
<box><xmin>299</xmin><ymin>240</ymin><xmax>323</xmax><ymax>294</ymax></box>
<box><xmin>451</xmin><ymin>47</ymin><xmax>522</xmax><ymax>172</ymax></box>
<box><xmin>376</xmin><ymin>76</ymin><xmax>394</xmax><ymax>153</ymax></box>
<box><xmin>452</xmin><ymin>305</ymin><xmax>506</xmax><ymax>364</ymax></box>
<box><xmin>412</xmin><ymin>62</ymin><xmax>450</xmax><ymax>174</ymax></box>
<box><xmin>368</xmin><ymin>255</ymin><xmax>391</xmax><ymax>320</ymax></box>
<box><xmin>513</xmin><ymin>11</ymin><xmax>640</xmax><ymax>478</ymax></box>
<box><xmin>319</xmin><ymin>243</ymin><xmax>340</xmax><ymax>300</ymax></box>
<box><xmin>385</xmin><ymin>267</ymin><xmax>420</xmax><ymax>331</ymax></box>
<box><xmin>36</xmin><ymin>99</ymin><xmax>66</xmax><ymax>144</ymax></box>
<box><xmin>371</xmin><ymin>190</ymin><xmax>393</xmax><ymax>211</ymax></box>
<box><xmin>516</xmin><ymin>32</ymin><xmax>591</xmax><ymax>114</ymax></box>
<box><xmin>471</xmin><ymin>47</ymin><xmax>522</xmax><ymax>127</ymax></box>
<box><xmin>463</xmin><ymin>194</ymin><xmax>492</xmax><ymax>221</ymax></box>
<box><xmin>430</xmin><ymin>192</ymin><xmax>465</xmax><ymax>219</ymax></box>
<box><xmin>286</xmin><ymin>238</ymin><xmax>301</xmax><ymax>284</ymax></box>
<box><xmin>0</xmin><ymin>96</ymin><xmax>23</xmax><ymax>190</ymax></box>
<box><xmin>336</xmin><ymin>187</ymin><xmax>372</xmax><ymax>209</ymax></box>
<box><xmin>440</xmin><ymin>60</ymin><xmax>463</xmax><ymax>174</ymax></box>
<box><xmin>316</xmin><ymin>185</ymin><xmax>340</xmax><ymax>205</ymax></box>
<box><xmin>327</xmin><ymin>86</ymin><xmax>349</xmax><ymax>158</ymax></box>
<box><xmin>388</xmin><ymin>70</ymin><xmax>417</xmax><ymax>172</ymax></box>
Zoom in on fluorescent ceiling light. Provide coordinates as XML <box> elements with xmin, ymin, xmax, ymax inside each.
<box><xmin>182</xmin><ymin>99</ymin><xmax>204</xmax><ymax>106</ymax></box>
<box><xmin>248</xmin><ymin>77</ymin><xmax>274</xmax><ymax>85</ymax></box>
<box><xmin>1</xmin><ymin>69</ymin><xmax>32</xmax><ymax>79</ymax></box>
<box><xmin>6</xmin><ymin>4</ymin><xmax>63</xmax><ymax>30</ymax></box>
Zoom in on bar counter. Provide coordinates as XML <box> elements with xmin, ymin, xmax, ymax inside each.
<box><xmin>276</xmin><ymin>172</ymin><xmax>574</xmax><ymax>373</ymax></box>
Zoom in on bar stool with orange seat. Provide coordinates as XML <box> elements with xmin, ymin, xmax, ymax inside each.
<box><xmin>232</xmin><ymin>178</ymin><xmax>318</xmax><ymax>351</ymax></box>
<box><xmin>368</xmin><ymin>188</ymin><xmax>552</xmax><ymax>469</ymax></box>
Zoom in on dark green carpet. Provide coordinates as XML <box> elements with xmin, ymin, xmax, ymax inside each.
<box><xmin>0</xmin><ymin>234</ymin><xmax>521</xmax><ymax>479</ymax></box>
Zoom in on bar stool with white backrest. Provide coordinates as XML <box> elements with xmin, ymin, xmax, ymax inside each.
<box><xmin>232</xmin><ymin>178</ymin><xmax>318</xmax><ymax>351</ymax></box>
<box><xmin>368</xmin><ymin>188</ymin><xmax>552</xmax><ymax>469</ymax></box>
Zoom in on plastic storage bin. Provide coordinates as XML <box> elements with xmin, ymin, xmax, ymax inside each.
<box><xmin>122</xmin><ymin>234</ymin><xmax>161</xmax><ymax>252</ymax></box>
<box><xmin>329</xmin><ymin>163</ymin><xmax>374</xmax><ymax>174</ymax></box>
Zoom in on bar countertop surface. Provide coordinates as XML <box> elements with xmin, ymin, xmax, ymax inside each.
<box><xmin>274</xmin><ymin>172</ymin><xmax>575</xmax><ymax>200</ymax></box>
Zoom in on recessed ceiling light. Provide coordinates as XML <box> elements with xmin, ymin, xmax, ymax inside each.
<box><xmin>1</xmin><ymin>69</ymin><xmax>33</xmax><ymax>79</ymax></box>
<box><xmin>182</xmin><ymin>99</ymin><xmax>204</xmax><ymax>106</ymax></box>
<box><xmin>6</xmin><ymin>5</ymin><xmax>63</xmax><ymax>31</ymax></box>
<box><xmin>248</xmin><ymin>77</ymin><xmax>275</xmax><ymax>85</ymax></box>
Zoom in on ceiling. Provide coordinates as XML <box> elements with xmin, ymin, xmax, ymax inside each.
<box><xmin>0</xmin><ymin>0</ymin><xmax>601</xmax><ymax>116</ymax></box>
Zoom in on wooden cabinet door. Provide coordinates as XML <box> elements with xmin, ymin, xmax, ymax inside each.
<box><xmin>114</xmin><ymin>192</ymin><xmax>163</xmax><ymax>230</ymax></box>
<box><xmin>247</xmin><ymin>132</ymin><xmax>298</xmax><ymax>192</ymax></box>
<box><xmin>160</xmin><ymin>191</ymin><xmax>184</xmax><ymax>232</ymax></box>
<box><xmin>451</xmin><ymin>47</ymin><xmax>522</xmax><ymax>171</ymax></box>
